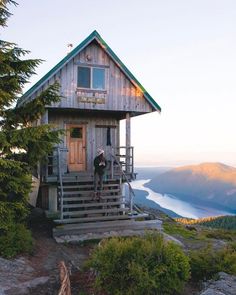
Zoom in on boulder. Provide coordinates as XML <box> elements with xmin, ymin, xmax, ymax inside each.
<box><xmin>200</xmin><ymin>272</ymin><xmax>236</xmax><ymax>295</ymax></box>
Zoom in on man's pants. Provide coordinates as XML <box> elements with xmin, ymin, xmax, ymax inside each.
<box><xmin>94</xmin><ymin>172</ymin><xmax>104</xmax><ymax>192</ymax></box>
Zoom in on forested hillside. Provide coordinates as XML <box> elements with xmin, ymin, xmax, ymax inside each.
<box><xmin>176</xmin><ymin>215</ymin><xmax>236</xmax><ymax>230</ymax></box>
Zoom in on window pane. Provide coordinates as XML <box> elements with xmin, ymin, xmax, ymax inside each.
<box><xmin>78</xmin><ymin>67</ymin><xmax>90</xmax><ymax>88</ymax></box>
<box><xmin>70</xmin><ymin>127</ymin><xmax>82</xmax><ymax>138</ymax></box>
<box><xmin>93</xmin><ymin>68</ymin><xmax>105</xmax><ymax>89</ymax></box>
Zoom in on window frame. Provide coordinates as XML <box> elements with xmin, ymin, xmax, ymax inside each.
<box><xmin>77</xmin><ymin>65</ymin><xmax>106</xmax><ymax>90</ymax></box>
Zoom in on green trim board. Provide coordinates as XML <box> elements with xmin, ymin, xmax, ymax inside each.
<box><xmin>18</xmin><ymin>30</ymin><xmax>161</xmax><ymax>112</ymax></box>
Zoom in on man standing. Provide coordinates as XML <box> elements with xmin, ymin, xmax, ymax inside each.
<box><xmin>94</xmin><ymin>148</ymin><xmax>107</xmax><ymax>199</ymax></box>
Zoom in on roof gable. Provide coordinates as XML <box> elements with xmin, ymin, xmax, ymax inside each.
<box><xmin>18</xmin><ymin>30</ymin><xmax>161</xmax><ymax>112</ymax></box>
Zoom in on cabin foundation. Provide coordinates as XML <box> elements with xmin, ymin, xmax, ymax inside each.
<box><xmin>48</xmin><ymin>186</ymin><xmax>58</xmax><ymax>213</ymax></box>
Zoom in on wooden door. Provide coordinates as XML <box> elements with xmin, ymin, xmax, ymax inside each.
<box><xmin>67</xmin><ymin>124</ymin><xmax>86</xmax><ymax>171</ymax></box>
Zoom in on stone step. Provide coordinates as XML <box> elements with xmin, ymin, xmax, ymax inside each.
<box><xmin>53</xmin><ymin>219</ymin><xmax>162</xmax><ymax>236</ymax></box>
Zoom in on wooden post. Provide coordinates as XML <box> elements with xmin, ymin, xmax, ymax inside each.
<box><xmin>48</xmin><ymin>186</ymin><xmax>58</xmax><ymax>212</ymax></box>
<box><xmin>41</xmin><ymin>109</ymin><xmax>48</xmax><ymax>179</ymax></box>
<box><xmin>58</xmin><ymin>261</ymin><xmax>71</xmax><ymax>295</ymax></box>
<box><xmin>126</xmin><ymin>113</ymin><xmax>131</xmax><ymax>175</ymax></box>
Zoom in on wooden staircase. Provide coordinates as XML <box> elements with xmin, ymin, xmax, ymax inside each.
<box><xmin>54</xmin><ymin>177</ymin><xmax>131</xmax><ymax>224</ymax></box>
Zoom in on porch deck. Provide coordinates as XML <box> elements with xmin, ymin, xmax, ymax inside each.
<box><xmin>42</xmin><ymin>146</ymin><xmax>136</xmax><ymax>184</ymax></box>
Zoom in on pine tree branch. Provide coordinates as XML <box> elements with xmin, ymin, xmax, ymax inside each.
<box><xmin>1</xmin><ymin>82</ymin><xmax>62</xmax><ymax>127</ymax></box>
<box><xmin>0</xmin><ymin>125</ymin><xmax>64</xmax><ymax>168</ymax></box>
<box><xmin>0</xmin><ymin>1</ymin><xmax>18</xmax><ymax>27</ymax></box>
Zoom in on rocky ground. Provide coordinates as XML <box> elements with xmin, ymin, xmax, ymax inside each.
<box><xmin>200</xmin><ymin>272</ymin><xmax>236</xmax><ymax>295</ymax></box>
<box><xmin>0</xmin><ymin>217</ymin><xmax>91</xmax><ymax>295</ymax></box>
<box><xmin>0</xmin><ymin>209</ymin><xmax>236</xmax><ymax>295</ymax></box>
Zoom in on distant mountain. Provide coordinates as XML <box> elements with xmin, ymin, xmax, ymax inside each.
<box><xmin>147</xmin><ymin>163</ymin><xmax>236</xmax><ymax>212</ymax></box>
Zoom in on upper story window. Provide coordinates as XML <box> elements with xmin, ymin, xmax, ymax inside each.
<box><xmin>77</xmin><ymin>66</ymin><xmax>105</xmax><ymax>90</ymax></box>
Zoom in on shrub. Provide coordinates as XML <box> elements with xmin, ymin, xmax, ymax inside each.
<box><xmin>203</xmin><ymin>228</ymin><xmax>235</xmax><ymax>241</ymax></box>
<box><xmin>87</xmin><ymin>232</ymin><xmax>190</xmax><ymax>295</ymax></box>
<box><xmin>0</xmin><ymin>159</ymin><xmax>31</xmax><ymax>234</ymax></box>
<box><xmin>0</xmin><ymin>223</ymin><xmax>33</xmax><ymax>258</ymax></box>
<box><xmin>163</xmin><ymin>220</ymin><xmax>197</xmax><ymax>239</ymax></box>
<box><xmin>189</xmin><ymin>243</ymin><xmax>236</xmax><ymax>282</ymax></box>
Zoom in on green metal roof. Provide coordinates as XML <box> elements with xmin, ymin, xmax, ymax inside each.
<box><xmin>18</xmin><ymin>30</ymin><xmax>161</xmax><ymax>112</ymax></box>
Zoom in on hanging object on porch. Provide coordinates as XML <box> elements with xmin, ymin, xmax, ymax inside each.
<box><xmin>106</xmin><ymin>127</ymin><xmax>111</xmax><ymax>146</ymax></box>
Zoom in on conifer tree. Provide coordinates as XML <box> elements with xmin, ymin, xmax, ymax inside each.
<box><xmin>0</xmin><ymin>0</ymin><xmax>62</xmax><ymax>229</ymax></box>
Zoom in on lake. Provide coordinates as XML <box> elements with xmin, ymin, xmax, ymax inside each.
<box><xmin>131</xmin><ymin>178</ymin><xmax>232</xmax><ymax>219</ymax></box>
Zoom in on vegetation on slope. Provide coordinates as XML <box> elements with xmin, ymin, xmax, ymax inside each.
<box><xmin>189</xmin><ymin>242</ymin><xmax>236</xmax><ymax>281</ymax></box>
<box><xmin>176</xmin><ymin>215</ymin><xmax>236</xmax><ymax>230</ymax></box>
<box><xmin>87</xmin><ymin>232</ymin><xmax>190</xmax><ymax>295</ymax></box>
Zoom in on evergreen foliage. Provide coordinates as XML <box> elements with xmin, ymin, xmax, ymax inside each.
<box><xmin>176</xmin><ymin>215</ymin><xmax>236</xmax><ymax>230</ymax></box>
<box><xmin>0</xmin><ymin>0</ymin><xmax>62</xmax><ymax>255</ymax></box>
<box><xmin>0</xmin><ymin>223</ymin><xmax>33</xmax><ymax>258</ymax></box>
<box><xmin>189</xmin><ymin>243</ymin><xmax>236</xmax><ymax>282</ymax></box>
<box><xmin>87</xmin><ymin>233</ymin><xmax>190</xmax><ymax>295</ymax></box>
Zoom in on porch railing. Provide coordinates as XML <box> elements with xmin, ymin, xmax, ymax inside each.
<box><xmin>45</xmin><ymin>147</ymin><xmax>68</xmax><ymax>179</ymax></box>
<box><xmin>44</xmin><ymin>146</ymin><xmax>136</xmax><ymax>215</ymax></box>
<box><xmin>110</xmin><ymin>146</ymin><xmax>135</xmax><ymax>181</ymax></box>
<box><xmin>57</xmin><ymin>147</ymin><xmax>64</xmax><ymax>220</ymax></box>
<box><xmin>45</xmin><ymin>146</ymin><xmax>135</xmax><ymax>182</ymax></box>
<box><xmin>110</xmin><ymin>150</ymin><xmax>135</xmax><ymax>214</ymax></box>
<box><xmin>44</xmin><ymin>147</ymin><xmax>68</xmax><ymax>218</ymax></box>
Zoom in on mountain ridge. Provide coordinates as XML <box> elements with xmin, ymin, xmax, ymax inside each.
<box><xmin>174</xmin><ymin>162</ymin><xmax>236</xmax><ymax>185</ymax></box>
<box><xmin>147</xmin><ymin>162</ymin><xmax>236</xmax><ymax>212</ymax></box>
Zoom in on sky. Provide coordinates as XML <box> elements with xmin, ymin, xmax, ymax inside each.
<box><xmin>2</xmin><ymin>0</ymin><xmax>236</xmax><ymax>167</ymax></box>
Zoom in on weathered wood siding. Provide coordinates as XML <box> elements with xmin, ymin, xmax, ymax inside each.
<box><xmin>49</xmin><ymin>112</ymin><xmax>119</xmax><ymax>173</ymax></box>
<box><xmin>27</xmin><ymin>41</ymin><xmax>153</xmax><ymax>115</ymax></box>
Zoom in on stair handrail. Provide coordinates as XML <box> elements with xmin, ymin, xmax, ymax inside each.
<box><xmin>110</xmin><ymin>151</ymin><xmax>135</xmax><ymax>214</ymax></box>
<box><xmin>57</xmin><ymin>147</ymin><xmax>64</xmax><ymax>220</ymax></box>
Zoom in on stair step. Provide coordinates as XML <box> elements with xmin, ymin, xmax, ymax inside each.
<box><xmin>61</xmin><ymin>189</ymin><xmax>120</xmax><ymax>196</ymax></box>
<box><xmin>60</xmin><ymin>177</ymin><xmax>119</xmax><ymax>183</ymax></box>
<box><xmin>62</xmin><ymin>207</ymin><xmax>129</xmax><ymax>217</ymax></box>
<box><xmin>62</xmin><ymin>195</ymin><xmax>124</xmax><ymax>202</ymax></box>
<box><xmin>54</xmin><ymin>214</ymin><xmax>132</xmax><ymax>224</ymax></box>
<box><xmin>59</xmin><ymin>183</ymin><xmax>120</xmax><ymax>189</ymax></box>
<box><xmin>63</xmin><ymin>201</ymin><xmax>125</xmax><ymax>209</ymax></box>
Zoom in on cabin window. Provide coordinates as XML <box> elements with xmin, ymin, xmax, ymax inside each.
<box><xmin>77</xmin><ymin>67</ymin><xmax>90</xmax><ymax>88</ymax></box>
<box><xmin>70</xmin><ymin>127</ymin><xmax>83</xmax><ymax>138</ymax></box>
<box><xmin>77</xmin><ymin>66</ymin><xmax>105</xmax><ymax>90</ymax></box>
<box><xmin>93</xmin><ymin>68</ymin><xmax>105</xmax><ymax>89</ymax></box>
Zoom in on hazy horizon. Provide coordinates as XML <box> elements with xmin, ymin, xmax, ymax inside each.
<box><xmin>134</xmin><ymin>159</ymin><xmax>236</xmax><ymax>168</ymax></box>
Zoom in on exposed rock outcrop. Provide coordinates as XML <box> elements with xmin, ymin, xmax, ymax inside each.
<box><xmin>0</xmin><ymin>257</ymin><xmax>50</xmax><ymax>294</ymax></box>
<box><xmin>200</xmin><ymin>272</ymin><xmax>236</xmax><ymax>295</ymax></box>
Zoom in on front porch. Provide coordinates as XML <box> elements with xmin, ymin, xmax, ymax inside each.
<box><xmin>43</xmin><ymin>146</ymin><xmax>136</xmax><ymax>184</ymax></box>
<box><xmin>40</xmin><ymin>146</ymin><xmax>142</xmax><ymax>225</ymax></box>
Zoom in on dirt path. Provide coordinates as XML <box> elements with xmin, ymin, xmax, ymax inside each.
<box><xmin>0</xmin><ymin>220</ymin><xmax>92</xmax><ymax>295</ymax></box>
<box><xmin>28</xmin><ymin>224</ymin><xmax>91</xmax><ymax>295</ymax></box>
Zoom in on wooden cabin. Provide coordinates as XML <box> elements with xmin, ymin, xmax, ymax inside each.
<box><xmin>18</xmin><ymin>30</ymin><xmax>161</xmax><ymax>225</ymax></box>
